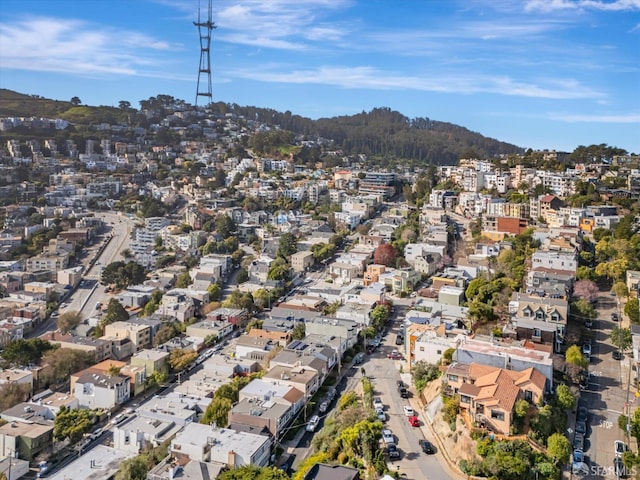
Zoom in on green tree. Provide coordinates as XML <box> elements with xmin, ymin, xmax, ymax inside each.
<box><xmin>101</xmin><ymin>299</ymin><xmax>129</xmax><ymax>326</ymax></box>
<box><xmin>57</xmin><ymin>310</ymin><xmax>83</xmax><ymax>334</ymax></box>
<box><xmin>153</xmin><ymin>322</ymin><xmax>181</xmax><ymax>346</ymax></box>
<box><xmin>565</xmin><ymin>345</ymin><xmax>588</xmax><ymax>369</ymax></box>
<box><xmin>612</xmin><ymin>281</ymin><xmax>630</xmax><ymax>299</ymax></box>
<box><xmin>114</xmin><ymin>456</ymin><xmax>148</xmax><ymax>480</ymax></box>
<box><xmin>175</xmin><ymin>271</ymin><xmax>192</xmax><ymax>288</ymax></box>
<box><xmin>41</xmin><ymin>348</ymin><xmax>95</xmax><ymax>383</ymax></box>
<box><xmin>570</xmin><ymin>298</ymin><xmax>597</xmax><ymax>321</ymax></box>
<box><xmin>0</xmin><ymin>338</ymin><xmax>54</xmax><ymax>367</ymax></box>
<box><xmin>555</xmin><ymin>384</ymin><xmax>576</xmax><ymax>410</ymax></box>
<box><xmin>370</xmin><ymin>305</ymin><xmax>390</xmax><ymax>330</ymax></box>
<box><xmin>292</xmin><ymin>322</ymin><xmax>306</xmax><ymax>340</ymax></box>
<box><xmin>625</xmin><ymin>297</ymin><xmax>640</xmax><ymax>323</ymax></box>
<box><xmin>277</xmin><ymin>232</ymin><xmax>298</xmax><ymax>259</ymax></box>
<box><xmin>611</xmin><ymin>327</ymin><xmax>632</xmax><ymax>352</ymax></box>
<box><xmin>200</xmin><ymin>397</ymin><xmax>233</xmax><ymax>427</ymax></box>
<box><xmin>54</xmin><ymin>406</ymin><xmax>95</xmax><ymax>443</ymax></box>
<box><xmin>237</xmin><ymin>268</ymin><xmax>249</xmax><ymax>283</ymax></box>
<box><xmin>514</xmin><ymin>399</ymin><xmax>530</xmax><ymax>418</ymax></box>
<box><xmin>245</xmin><ymin>318</ymin><xmax>263</xmax><ymax>333</ymax></box>
<box><xmin>546</xmin><ymin>432</ymin><xmax>571</xmax><ymax>465</ymax></box>
<box><xmin>208</xmin><ymin>282</ymin><xmax>222</xmax><ymax>302</ymax></box>
<box><xmin>217</xmin><ymin>466</ymin><xmax>290</xmax><ymax>480</ymax></box>
<box><xmin>215</xmin><ymin>213</ymin><xmax>236</xmax><ymax>239</ymax></box>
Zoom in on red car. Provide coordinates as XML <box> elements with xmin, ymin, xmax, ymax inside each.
<box><xmin>387</xmin><ymin>351</ymin><xmax>403</xmax><ymax>360</ymax></box>
<box><xmin>408</xmin><ymin>415</ymin><xmax>420</xmax><ymax>427</ymax></box>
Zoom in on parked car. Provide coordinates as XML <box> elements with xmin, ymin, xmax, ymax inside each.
<box><xmin>376</xmin><ymin>407</ymin><xmax>386</xmax><ymax>422</ymax></box>
<box><xmin>111</xmin><ymin>413</ymin><xmax>126</xmax><ymax>425</ymax></box>
<box><xmin>382</xmin><ymin>429</ymin><xmax>395</xmax><ymax>445</ymax></box>
<box><xmin>373</xmin><ymin>397</ymin><xmax>384</xmax><ymax>411</ymax></box>
<box><xmin>354</xmin><ymin>352</ymin><xmax>365</xmax><ymax>364</ymax></box>
<box><xmin>408</xmin><ymin>415</ymin><xmax>420</xmax><ymax>427</ymax></box>
<box><xmin>584</xmin><ymin>318</ymin><xmax>593</xmax><ymax>328</ymax></box>
<box><xmin>403</xmin><ymin>405</ymin><xmax>415</xmax><ymax>417</ymax></box>
<box><xmin>573</xmin><ymin>433</ymin><xmax>584</xmax><ymax>451</ymax></box>
<box><xmin>387</xmin><ymin>443</ymin><xmax>400</xmax><ymax>459</ymax></box>
<box><xmin>419</xmin><ymin>439</ymin><xmax>435</xmax><ymax>454</ymax></box>
<box><xmin>395</xmin><ymin>335</ymin><xmax>404</xmax><ymax>345</ymax></box>
<box><xmin>577</xmin><ymin>405</ymin><xmax>588</xmax><ymax>423</ymax></box>
<box><xmin>387</xmin><ymin>351</ymin><xmax>403</xmax><ymax>360</ymax></box>
<box><xmin>579</xmin><ymin>373</ymin><xmax>590</xmax><ymax>391</ymax></box>
<box><xmin>613</xmin><ymin>350</ymin><xmax>623</xmax><ymax>360</ymax></box>
<box><xmin>615</xmin><ymin>440</ymin><xmax>629</xmax><ymax>457</ymax></box>
<box><xmin>306</xmin><ymin>415</ymin><xmax>320</xmax><ymax>432</ymax></box>
<box><xmin>582</xmin><ymin>343</ymin><xmax>592</xmax><ymax>356</ymax></box>
<box><xmin>327</xmin><ymin>388</ymin><xmax>337</xmax><ymax>401</ymax></box>
<box><xmin>319</xmin><ymin>402</ymin><xmax>329</xmax><ymax>414</ymax></box>
<box><xmin>575</xmin><ymin>420</ymin><xmax>587</xmax><ymax>435</ymax></box>
<box><xmin>612</xmin><ymin>313</ymin><xmax>619</xmax><ymax>321</ymax></box>
<box><xmin>573</xmin><ymin>449</ymin><xmax>584</xmax><ymax>464</ymax></box>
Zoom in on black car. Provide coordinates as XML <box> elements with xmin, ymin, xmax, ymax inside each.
<box><xmin>419</xmin><ymin>439</ymin><xmax>435</xmax><ymax>454</ymax></box>
<box><xmin>575</xmin><ymin>420</ymin><xmax>587</xmax><ymax>435</ymax></box>
<box><xmin>614</xmin><ymin>457</ymin><xmax>629</xmax><ymax>477</ymax></box>
<box><xmin>387</xmin><ymin>444</ymin><xmax>400</xmax><ymax>459</ymax></box>
<box><xmin>613</xmin><ymin>350</ymin><xmax>623</xmax><ymax>360</ymax></box>
<box><xmin>612</xmin><ymin>313</ymin><xmax>619</xmax><ymax>322</ymax></box>
<box><xmin>577</xmin><ymin>405</ymin><xmax>588</xmax><ymax>423</ymax></box>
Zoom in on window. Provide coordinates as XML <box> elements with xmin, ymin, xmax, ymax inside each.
<box><xmin>523</xmin><ymin>307</ymin><xmax>533</xmax><ymax>317</ymax></box>
<box><xmin>533</xmin><ymin>328</ymin><xmax>541</xmax><ymax>338</ymax></box>
<box><xmin>524</xmin><ymin>390</ymin><xmax>533</xmax><ymax>402</ymax></box>
<box><xmin>448</xmin><ymin>375</ymin><xmax>459</xmax><ymax>383</ymax></box>
<box><xmin>476</xmin><ymin>404</ymin><xmax>484</xmax><ymax>414</ymax></box>
<box><xmin>491</xmin><ymin>410</ymin><xmax>505</xmax><ymax>421</ymax></box>
<box><xmin>460</xmin><ymin>395</ymin><xmax>470</xmax><ymax>404</ymax></box>
<box><xmin>535</xmin><ymin>309</ymin><xmax>545</xmax><ymax>320</ymax></box>
<box><xmin>437</xmin><ymin>350</ymin><xmax>442</xmax><ymax>355</ymax></box>
<box><xmin>420</xmin><ymin>347</ymin><xmax>424</xmax><ymax>351</ymax></box>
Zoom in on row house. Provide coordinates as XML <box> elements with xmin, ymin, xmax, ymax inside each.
<box><xmin>509</xmin><ymin>292</ymin><xmax>569</xmax><ymax>351</ymax></box>
<box><xmin>530</xmin><ymin>250</ymin><xmax>577</xmax><ymax>275</ymax></box>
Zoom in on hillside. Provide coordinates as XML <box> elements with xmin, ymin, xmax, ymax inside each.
<box><xmin>0</xmin><ymin>89</ymin><xmax>523</xmax><ymax>164</ymax></box>
<box><xmin>0</xmin><ymin>89</ymin><xmax>128</xmax><ymax>125</ymax></box>
<box><xmin>210</xmin><ymin>104</ymin><xmax>523</xmax><ymax>165</ymax></box>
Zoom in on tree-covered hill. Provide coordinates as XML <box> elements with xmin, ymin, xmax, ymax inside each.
<box><xmin>211</xmin><ymin>104</ymin><xmax>523</xmax><ymax>165</ymax></box>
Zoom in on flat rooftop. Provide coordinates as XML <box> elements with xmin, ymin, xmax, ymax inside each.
<box><xmin>47</xmin><ymin>445</ymin><xmax>135</xmax><ymax>480</ymax></box>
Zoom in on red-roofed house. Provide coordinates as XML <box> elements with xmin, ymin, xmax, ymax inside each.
<box><xmin>446</xmin><ymin>362</ymin><xmax>547</xmax><ymax>435</ymax></box>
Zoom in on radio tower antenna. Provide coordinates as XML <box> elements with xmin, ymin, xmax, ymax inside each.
<box><xmin>194</xmin><ymin>0</ymin><xmax>215</xmax><ymax>106</ymax></box>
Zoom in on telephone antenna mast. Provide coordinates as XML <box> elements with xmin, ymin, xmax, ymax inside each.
<box><xmin>194</xmin><ymin>0</ymin><xmax>215</xmax><ymax>106</ymax></box>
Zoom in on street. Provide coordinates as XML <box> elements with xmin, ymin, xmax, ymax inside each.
<box><xmin>578</xmin><ymin>293</ymin><xmax>634</xmax><ymax>479</ymax></box>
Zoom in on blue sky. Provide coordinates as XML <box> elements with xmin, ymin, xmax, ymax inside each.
<box><xmin>1</xmin><ymin>0</ymin><xmax>639</xmax><ymax>153</ymax></box>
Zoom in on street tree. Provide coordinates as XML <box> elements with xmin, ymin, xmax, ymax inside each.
<box><xmin>41</xmin><ymin>348</ymin><xmax>95</xmax><ymax>383</ymax></box>
<box><xmin>168</xmin><ymin>349</ymin><xmax>197</xmax><ymax>372</ymax></box>
<box><xmin>555</xmin><ymin>384</ymin><xmax>576</xmax><ymax>410</ymax></box>
<box><xmin>565</xmin><ymin>345</ymin><xmax>588</xmax><ymax>369</ymax></box>
<box><xmin>612</xmin><ymin>281</ymin><xmax>630</xmax><ymax>299</ymax></box>
<box><xmin>57</xmin><ymin>311</ymin><xmax>83</xmax><ymax>334</ymax></box>
<box><xmin>175</xmin><ymin>271</ymin><xmax>192</xmax><ymax>288</ymax></box>
<box><xmin>573</xmin><ymin>280</ymin><xmax>599</xmax><ymax>303</ymax></box>
<box><xmin>611</xmin><ymin>327</ymin><xmax>632</xmax><ymax>352</ymax></box>
<box><xmin>547</xmin><ymin>433</ymin><xmax>571</xmax><ymax>465</ymax></box>
<box><xmin>626</xmin><ymin>298</ymin><xmax>640</xmax><ymax>323</ymax></box>
<box><xmin>114</xmin><ymin>456</ymin><xmax>148</xmax><ymax>480</ymax></box>
<box><xmin>200</xmin><ymin>397</ymin><xmax>232</xmax><ymax>427</ymax></box>
<box><xmin>54</xmin><ymin>406</ymin><xmax>95</xmax><ymax>443</ymax></box>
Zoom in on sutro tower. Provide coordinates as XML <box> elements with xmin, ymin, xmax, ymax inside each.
<box><xmin>194</xmin><ymin>0</ymin><xmax>216</xmax><ymax>106</ymax></box>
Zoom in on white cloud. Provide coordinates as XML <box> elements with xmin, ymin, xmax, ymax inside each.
<box><xmin>0</xmin><ymin>16</ymin><xmax>182</xmax><ymax>77</ymax></box>
<box><xmin>524</xmin><ymin>0</ymin><xmax>640</xmax><ymax>12</ymax></box>
<box><xmin>549</xmin><ymin>112</ymin><xmax>640</xmax><ymax>122</ymax></box>
<box><xmin>226</xmin><ymin>64</ymin><xmax>605</xmax><ymax>100</ymax></box>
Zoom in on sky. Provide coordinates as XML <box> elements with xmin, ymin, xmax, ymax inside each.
<box><xmin>1</xmin><ymin>0</ymin><xmax>639</xmax><ymax>153</ymax></box>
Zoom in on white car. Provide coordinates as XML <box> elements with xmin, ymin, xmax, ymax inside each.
<box><xmin>376</xmin><ymin>407</ymin><xmax>386</xmax><ymax>421</ymax></box>
<box><xmin>306</xmin><ymin>415</ymin><xmax>320</xmax><ymax>432</ymax></box>
<box><xmin>373</xmin><ymin>397</ymin><xmax>384</xmax><ymax>410</ymax></box>
<box><xmin>403</xmin><ymin>405</ymin><xmax>415</xmax><ymax>417</ymax></box>
<box><xmin>382</xmin><ymin>429</ymin><xmax>395</xmax><ymax>445</ymax></box>
<box><xmin>582</xmin><ymin>343</ymin><xmax>592</xmax><ymax>356</ymax></box>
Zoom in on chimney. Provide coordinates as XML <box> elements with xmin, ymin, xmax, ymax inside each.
<box><xmin>228</xmin><ymin>450</ymin><xmax>236</xmax><ymax>467</ymax></box>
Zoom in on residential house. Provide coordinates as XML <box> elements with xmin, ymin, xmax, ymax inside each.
<box><xmin>509</xmin><ymin>292</ymin><xmax>569</xmax><ymax>351</ymax></box>
<box><xmin>103</xmin><ymin>321</ymin><xmax>152</xmax><ymax>351</ymax></box>
<box><xmin>130</xmin><ymin>349</ymin><xmax>170</xmax><ymax>375</ymax></box>
<box><xmin>262</xmin><ymin>365</ymin><xmax>320</xmax><ymax>400</ymax></box>
<box><xmin>0</xmin><ymin>421</ymin><xmax>54</xmax><ymax>462</ymax></box>
<box><xmin>170</xmin><ymin>423</ymin><xmax>271</xmax><ymax>467</ymax></box>
<box><xmin>72</xmin><ymin>370</ymin><xmax>131</xmax><ymax>410</ymax></box>
<box><xmin>530</xmin><ymin>250</ymin><xmax>578</xmax><ymax>275</ymax></box>
<box><xmin>207</xmin><ymin>308</ymin><xmax>250</xmax><ymax>327</ymax></box>
<box><xmin>112</xmin><ymin>415</ymin><xmax>181</xmax><ymax>454</ymax></box>
<box><xmin>291</xmin><ymin>251</ymin><xmax>314</xmax><ymax>273</ymax></box>
<box><xmin>446</xmin><ymin>362</ymin><xmax>546</xmax><ymax>435</ymax></box>
<box><xmin>454</xmin><ymin>337</ymin><xmax>554</xmax><ymax>390</ymax></box>
<box><xmin>39</xmin><ymin>332</ymin><xmax>111</xmax><ymax>362</ymax></box>
<box><xmin>186</xmin><ymin>320</ymin><xmax>233</xmax><ymax>343</ymax></box>
<box><xmin>229</xmin><ymin>380</ymin><xmax>305</xmax><ymax>439</ymax></box>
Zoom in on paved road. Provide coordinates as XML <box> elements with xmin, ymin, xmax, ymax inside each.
<box><xmin>578</xmin><ymin>293</ymin><xmax>632</xmax><ymax>479</ymax></box>
<box><xmin>61</xmin><ymin>212</ymin><xmax>136</xmax><ymax>320</ymax></box>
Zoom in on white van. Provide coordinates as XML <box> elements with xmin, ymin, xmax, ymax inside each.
<box><xmin>306</xmin><ymin>415</ymin><xmax>320</xmax><ymax>432</ymax></box>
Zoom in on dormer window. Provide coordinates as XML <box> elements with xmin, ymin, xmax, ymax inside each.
<box><xmin>535</xmin><ymin>308</ymin><xmax>545</xmax><ymax>320</ymax></box>
<box><xmin>523</xmin><ymin>306</ymin><xmax>533</xmax><ymax>318</ymax></box>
